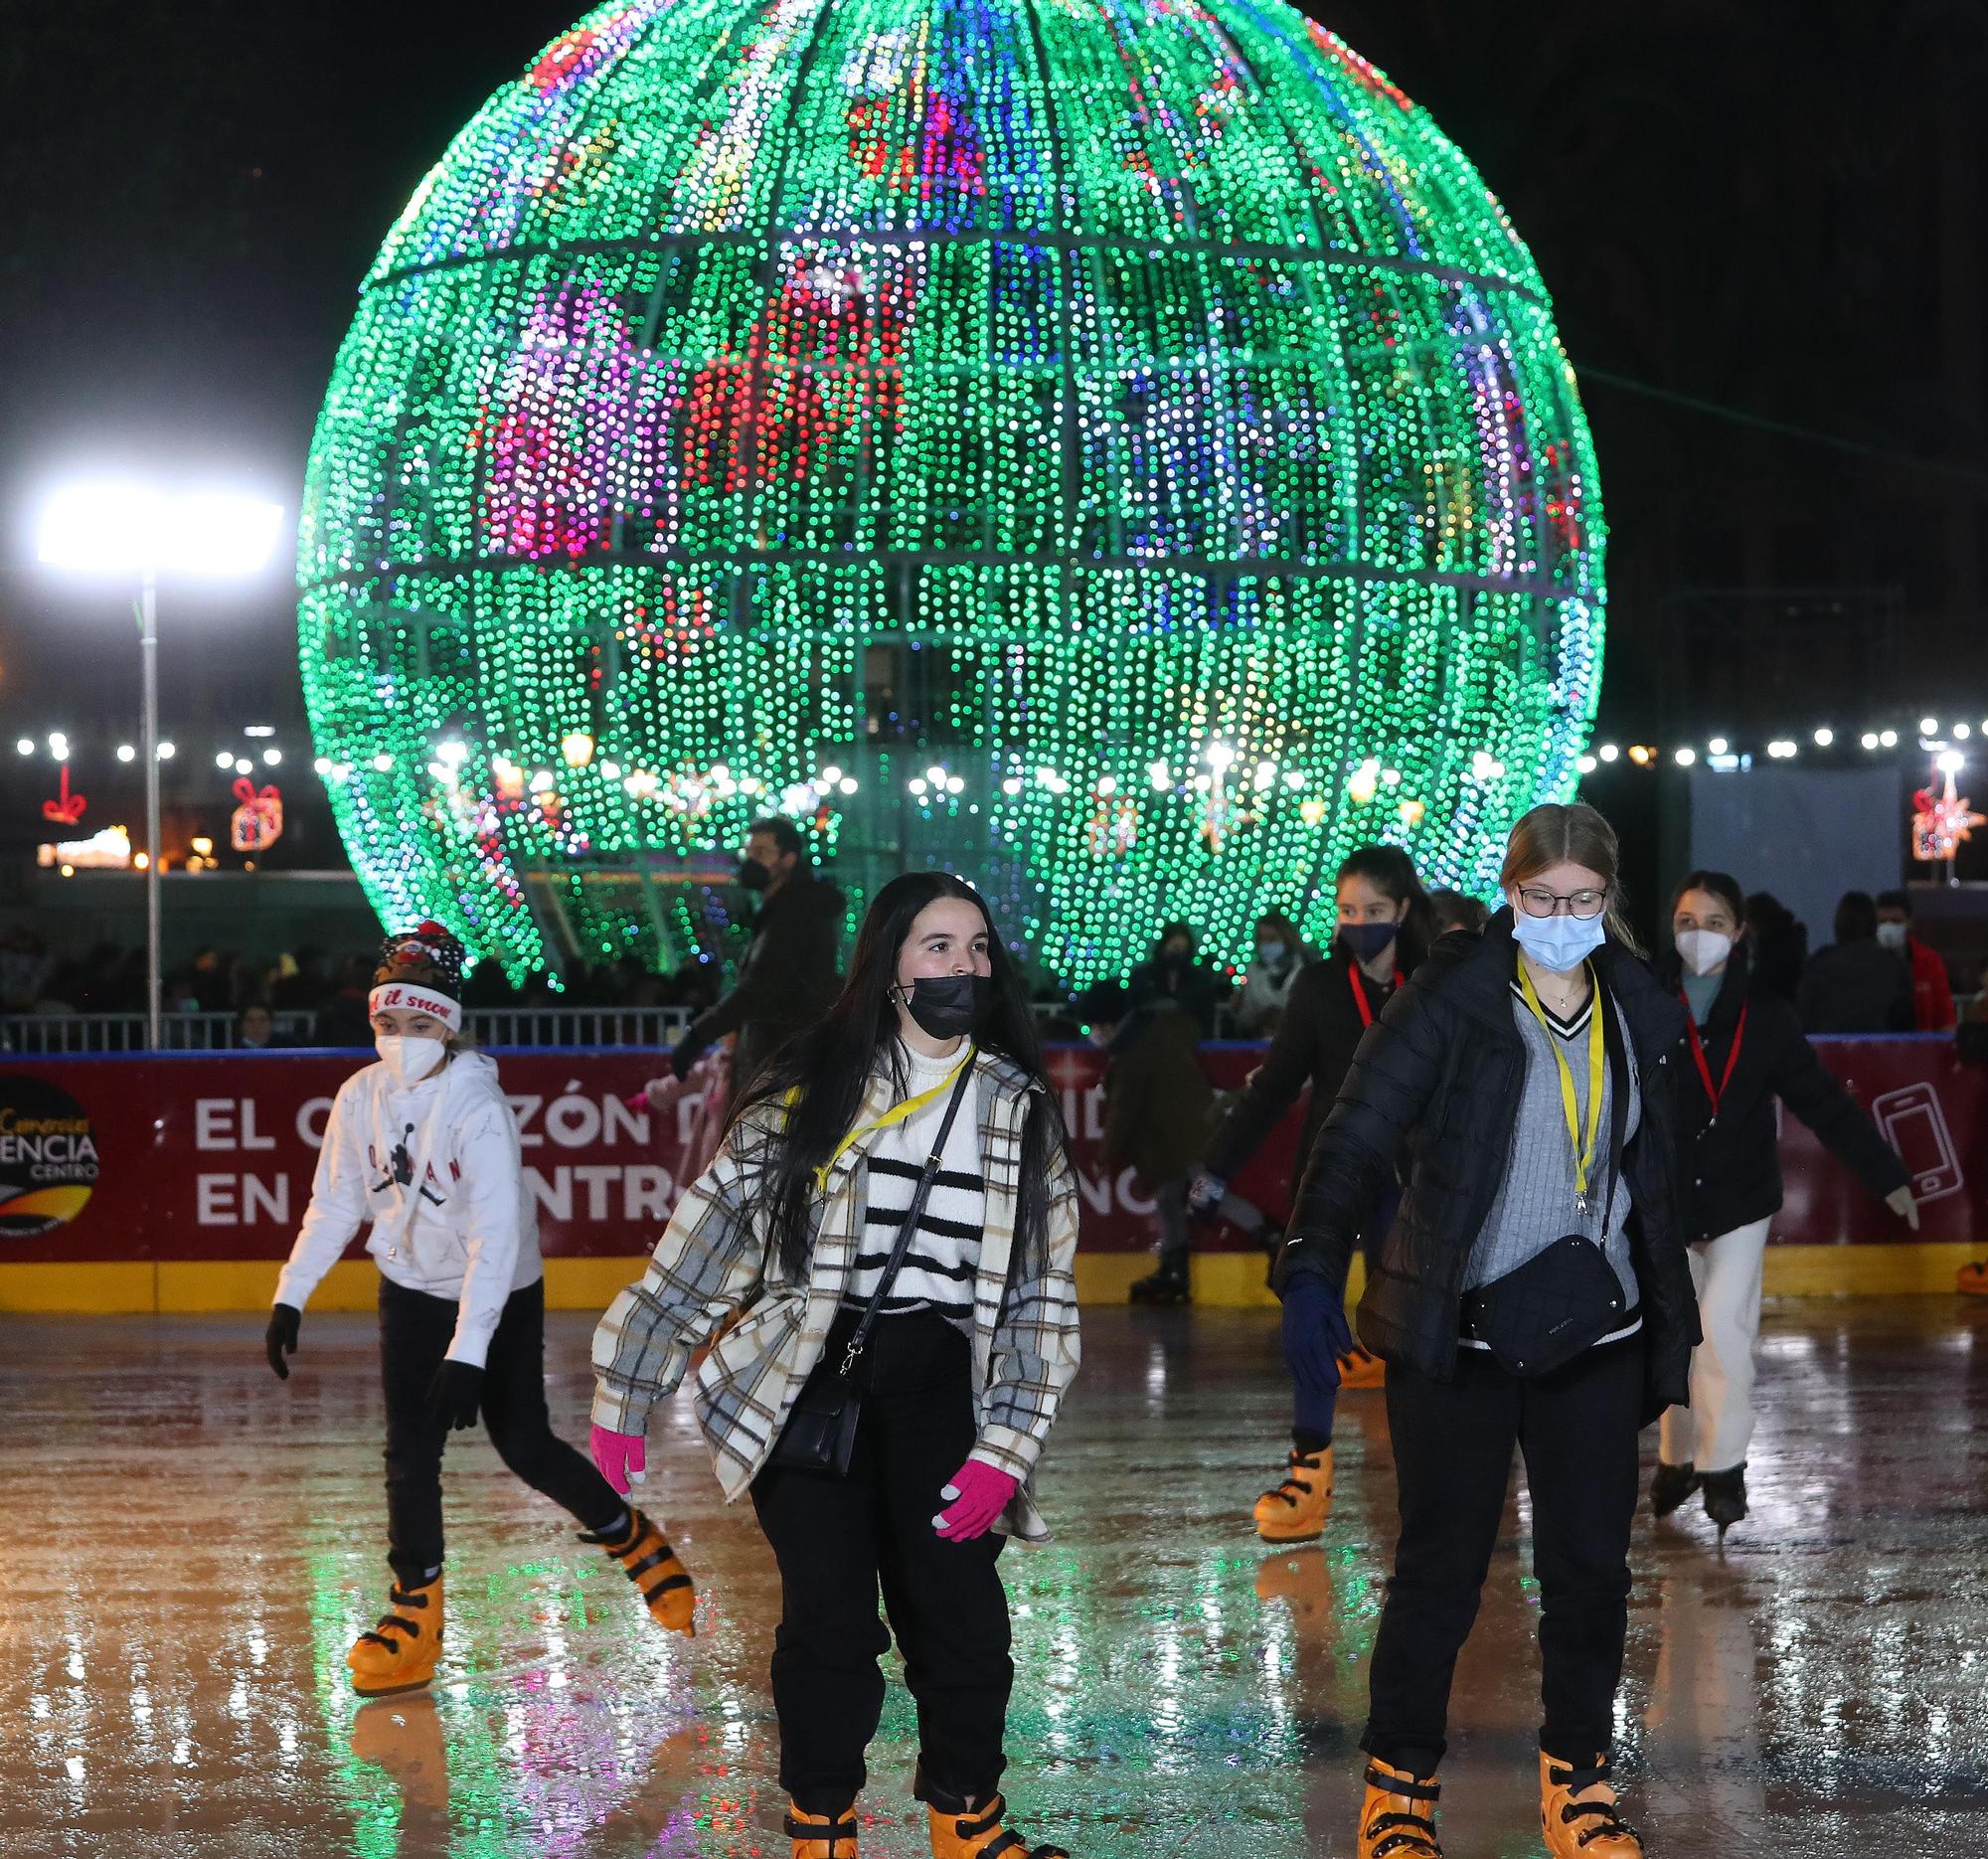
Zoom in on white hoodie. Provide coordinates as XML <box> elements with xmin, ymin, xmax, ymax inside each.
<box><xmin>273</xmin><ymin>1050</ymin><xmax>541</xmax><ymax>1367</ymax></box>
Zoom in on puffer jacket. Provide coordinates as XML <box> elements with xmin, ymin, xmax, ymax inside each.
<box><xmin>1277</xmin><ymin>909</ymin><xmax>1700</xmax><ymax>1421</ymax></box>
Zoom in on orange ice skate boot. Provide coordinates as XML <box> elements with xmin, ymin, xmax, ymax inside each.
<box><xmin>1957</xmin><ymin>1259</ymin><xmax>1988</xmax><ymax>1296</ymax></box>
<box><xmin>1356</xmin><ymin>1758</ymin><xmax>1442</xmax><ymax>1858</ymax></box>
<box><xmin>346</xmin><ymin>1575</ymin><xmax>442</xmax><ymax>1697</ymax></box>
<box><xmin>581</xmin><ymin>1506</ymin><xmax>696</xmax><ymax>1636</ymax></box>
<box><xmin>784</xmin><ymin>1801</ymin><xmax>859</xmax><ymax>1858</ymax></box>
<box><xmin>1540</xmin><ymin>1752</ymin><xmax>1643</xmax><ymax>1858</ymax></box>
<box><xmin>917</xmin><ymin>1770</ymin><xmax>1070</xmax><ymax>1858</ymax></box>
<box><xmin>1252</xmin><ymin>1445</ymin><xmax>1331</xmax><ymax>1542</ymax></box>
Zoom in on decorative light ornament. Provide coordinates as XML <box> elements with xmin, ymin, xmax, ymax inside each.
<box><xmin>298</xmin><ymin>0</ymin><xmax>1605</xmax><ymax>982</ymax></box>
<box><xmin>230</xmin><ymin>779</ymin><xmax>285</xmax><ymax>853</ymax></box>
<box><xmin>1912</xmin><ymin>762</ymin><xmax>1983</xmax><ymax>864</ymax></box>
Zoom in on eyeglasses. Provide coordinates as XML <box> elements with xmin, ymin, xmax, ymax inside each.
<box><xmin>1517</xmin><ymin>885</ymin><xmax>1608</xmax><ymax>920</ymax></box>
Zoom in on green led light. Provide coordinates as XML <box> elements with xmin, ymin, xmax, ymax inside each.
<box><xmin>299</xmin><ymin>0</ymin><xmax>1602</xmax><ymax>983</ymax></box>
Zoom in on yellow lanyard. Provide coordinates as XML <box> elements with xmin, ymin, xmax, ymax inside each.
<box><xmin>808</xmin><ymin>1046</ymin><xmax>976</xmax><ymax>1189</ymax></box>
<box><xmin>1516</xmin><ymin>961</ymin><xmax>1604</xmax><ymax>1207</ymax></box>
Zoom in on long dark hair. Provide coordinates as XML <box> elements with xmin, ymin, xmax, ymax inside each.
<box><xmin>1672</xmin><ymin>870</ymin><xmax>1746</xmax><ymax>925</ymax></box>
<box><xmin>1334</xmin><ymin>845</ymin><xmax>1435</xmax><ymax>974</ymax></box>
<box><xmin>733</xmin><ymin>872</ymin><xmax>1067</xmax><ymax>1284</ymax></box>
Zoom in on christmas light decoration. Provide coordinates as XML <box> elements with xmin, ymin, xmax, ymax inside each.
<box><xmin>299</xmin><ymin>0</ymin><xmax>1604</xmax><ymax>982</ymax></box>
<box><xmin>230</xmin><ymin>778</ymin><xmax>285</xmax><ymax>854</ymax></box>
<box><xmin>1912</xmin><ymin>765</ymin><xmax>1983</xmax><ymax>865</ymax></box>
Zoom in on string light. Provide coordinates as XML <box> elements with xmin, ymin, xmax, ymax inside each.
<box><xmin>296</xmin><ymin>1</ymin><xmax>1606</xmax><ymax>981</ymax></box>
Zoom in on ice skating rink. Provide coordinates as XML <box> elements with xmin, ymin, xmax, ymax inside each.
<box><xmin>4</xmin><ymin>1300</ymin><xmax>1984</xmax><ymax>1857</ymax></box>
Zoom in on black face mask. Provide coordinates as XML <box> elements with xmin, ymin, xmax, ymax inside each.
<box><xmin>900</xmin><ymin>972</ymin><xmax>991</xmax><ymax>1040</ymax></box>
<box><xmin>737</xmin><ymin>857</ymin><xmax>772</xmax><ymax>892</ymax></box>
<box><xmin>1340</xmin><ymin>920</ymin><xmax>1400</xmax><ymax>961</ymax></box>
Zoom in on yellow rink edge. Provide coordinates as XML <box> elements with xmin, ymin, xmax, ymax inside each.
<box><xmin>0</xmin><ymin>1243</ymin><xmax>1980</xmax><ymax>1314</ymax></box>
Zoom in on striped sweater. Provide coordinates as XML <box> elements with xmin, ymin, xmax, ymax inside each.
<box><xmin>845</xmin><ymin>1044</ymin><xmax>985</xmax><ymax>1318</ymax></box>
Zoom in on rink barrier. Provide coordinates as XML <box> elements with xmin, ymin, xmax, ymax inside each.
<box><xmin>0</xmin><ymin>1038</ymin><xmax>1977</xmax><ymax>1312</ymax></box>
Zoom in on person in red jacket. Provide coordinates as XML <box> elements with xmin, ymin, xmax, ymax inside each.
<box><xmin>1875</xmin><ymin>890</ymin><xmax>1956</xmax><ymax>1031</ymax></box>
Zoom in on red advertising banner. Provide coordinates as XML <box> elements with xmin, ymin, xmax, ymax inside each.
<box><xmin>0</xmin><ymin>1038</ymin><xmax>1976</xmax><ymax>1266</ymax></box>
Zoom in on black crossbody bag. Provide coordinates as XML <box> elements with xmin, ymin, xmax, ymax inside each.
<box><xmin>767</xmin><ymin>1063</ymin><xmax>976</xmax><ymax>1477</ymax></box>
<box><xmin>1460</xmin><ymin>986</ymin><xmax>1634</xmax><ymax>1377</ymax></box>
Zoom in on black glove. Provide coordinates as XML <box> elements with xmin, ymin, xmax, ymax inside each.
<box><xmin>426</xmin><ymin>1358</ymin><xmax>484</xmax><ymax>1432</ymax></box>
<box><xmin>265</xmin><ymin>1303</ymin><xmax>301</xmax><ymax>1380</ymax></box>
<box><xmin>668</xmin><ymin>1039</ymin><xmax>697</xmax><ymax>1082</ymax></box>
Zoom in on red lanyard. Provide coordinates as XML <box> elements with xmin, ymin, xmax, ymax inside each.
<box><xmin>1681</xmin><ymin>995</ymin><xmax>1746</xmax><ymax>1115</ymax></box>
<box><xmin>1350</xmin><ymin>962</ymin><xmax>1405</xmax><ymax>1029</ymax></box>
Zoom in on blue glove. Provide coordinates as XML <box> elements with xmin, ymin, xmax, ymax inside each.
<box><xmin>1279</xmin><ymin>1270</ymin><xmax>1353</xmax><ymax>1402</ymax></box>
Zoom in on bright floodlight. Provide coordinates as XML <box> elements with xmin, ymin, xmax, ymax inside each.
<box><xmin>36</xmin><ymin>482</ymin><xmax>285</xmax><ymax>577</ymax></box>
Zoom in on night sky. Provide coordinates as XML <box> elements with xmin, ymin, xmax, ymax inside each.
<box><xmin>1</xmin><ymin>2</ymin><xmax>1979</xmax><ymax>865</ymax></box>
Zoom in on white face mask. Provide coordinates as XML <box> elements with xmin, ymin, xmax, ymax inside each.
<box><xmin>376</xmin><ymin>1035</ymin><xmax>447</xmax><ymax>1087</ymax></box>
<box><xmin>1675</xmin><ymin>929</ymin><xmax>1733</xmax><ymax>976</ymax></box>
<box><xmin>1875</xmin><ymin>921</ymin><xmax>1908</xmax><ymax>952</ymax></box>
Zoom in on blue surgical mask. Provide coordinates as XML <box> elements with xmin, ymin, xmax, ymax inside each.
<box><xmin>1255</xmin><ymin>941</ymin><xmax>1290</xmax><ymax>967</ymax></box>
<box><xmin>1511</xmin><ymin>910</ymin><xmax>1606</xmax><ymax>974</ymax></box>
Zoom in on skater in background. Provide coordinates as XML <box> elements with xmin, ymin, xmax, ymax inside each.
<box><xmin>591</xmin><ymin>873</ymin><xmax>1080</xmax><ymax>1859</ymax></box>
<box><xmin>1280</xmin><ymin>803</ymin><xmax>1696</xmax><ymax>1859</ymax></box>
<box><xmin>1653</xmin><ymin>873</ymin><xmax>1916</xmax><ymax>1537</ymax></box>
<box><xmin>1235</xmin><ymin>913</ymin><xmax>1316</xmax><ymax>1035</ymax></box>
<box><xmin>1427</xmin><ymin>888</ymin><xmax>1489</xmax><ymax>937</ymax></box>
<box><xmin>1797</xmin><ymin>890</ymin><xmax>1913</xmax><ymax>1033</ymax></box>
<box><xmin>1874</xmin><ymin>889</ymin><xmax>1957</xmax><ymax>1031</ymax></box>
<box><xmin>663</xmin><ymin>816</ymin><xmax>845</xmax><ymax>1103</ymax></box>
<box><xmin>264</xmin><ymin>923</ymin><xmax>695</xmax><ymax>1698</ymax></box>
<box><xmin>1127</xmin><ymin>921</ymin><xmax>1229</xmax><ymax>1038</ymax></box>
<box><xmin>1188</xmin><ymin>846</ymin><xmax>1433</xmax><ymax>1542</ymax></box>
<box><xmin>1076</xmin><ymin>981</ymin><xmax>1216</xmax><ymax>1305</ymax></box>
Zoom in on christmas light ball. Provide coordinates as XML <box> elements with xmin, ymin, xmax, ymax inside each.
<box><xmin>299</xmin><ymin>1</ymin><xmax>1602</xmax><ymax>983</ymax></box>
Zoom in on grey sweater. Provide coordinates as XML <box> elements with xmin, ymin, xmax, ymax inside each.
<box><xmin>1463</xmin><ymin>987</ymin><xmax>1642</xmax><ymax>1313</ymax></box>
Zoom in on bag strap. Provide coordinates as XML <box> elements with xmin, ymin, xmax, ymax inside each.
<box><xmin>1595</xmin><ymin>984</ymin><xmax>1631</xmax><ymax>1240</ymax></box>
<box><xmin>837</xmin><ymin>1055</ymin><xmax>977</xmax><ymax>1377</ymax></box>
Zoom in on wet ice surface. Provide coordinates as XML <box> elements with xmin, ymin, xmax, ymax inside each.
<box><xmin>4</xmin><ymin>1302</ymin><xmax>1986</xmax><ymax>1856</ymax></box>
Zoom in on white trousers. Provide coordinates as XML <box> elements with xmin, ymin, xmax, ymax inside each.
<box><xmin>1658</xmin><ymin>1216</ymin><xmax>1773</xmax><ymax>1474</ymax></box>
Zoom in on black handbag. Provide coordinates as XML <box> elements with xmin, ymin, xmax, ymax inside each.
<box><xmin>1460</xmin><ymin>986</ymin><xmax>1635</xmax><ymax>1377</ymax></box>
<box><xmin>767</xmin><ymin>1062</ymin><xmax>976</xmax><ymax>1476</ymax></box>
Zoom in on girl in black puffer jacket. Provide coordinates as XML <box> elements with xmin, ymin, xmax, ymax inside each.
<box><xmin>1653</xmin><ymin>872</ymin><xmax>1915</xmax><ymax>1537</ymax></box>
<box><xmin>1278</xmin><ymin>803</ymin><xmax>1695</xmax><ymax>1859</ymax></box>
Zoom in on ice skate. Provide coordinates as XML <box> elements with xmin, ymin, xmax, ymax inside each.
<box><xmin>1539</xmin><ymin>1752</ymin><xmax>1642</xmax><ymax>1858</ymax></box>
<box><xmin>1127</xmin><ymin>1256</ymin><xmax>1191</xmax><ymax>1305</ymax></box>
<box><xmin>784</xmin><ymin>1802</ymin><xmax>859</xmax><ymax>1858</ymax></box>
<box><xmin>1957</xmin><ymin>1259</ymin><xmax>1988</xmax><ymax>1296</ymax></box>
<box><xmin>346</xmin><ymin>1575</ymin><xmax>443</xmax><ymax>1697</ymax></box>
<box><xmin>1251</xmin><ymin>1445</ymin><xmax>1332</xmax><ymax>1542</ymax></box>
<box><xmin>1337</xmin><ymin>1343</ymin><xmax>1387</xmax><ymax>1390</ymax></box>
<box><xmin>1698</xmin><ymin>1464</ymin><xmax>1747</xmax><ymax>1544</ymax></box>
<box><xmin>1356</xmin><ymin>1758</ymin><xmax>1441</xmax><ymax>1858</ymax></box>
<box><xmin>580</xmin><ymin>1506</ymin><xmax>696</xmax><ymax>1635</ymax></box>
<box><xmin>1648</xmin><ymin>1459</ymin><xmax>1697</xmax><ymax>1518</ymax></box>
<box><xmin>917</xmin><ymin>1774</ymin><xmax>1070</xmax><ymax>1859</ymax></box>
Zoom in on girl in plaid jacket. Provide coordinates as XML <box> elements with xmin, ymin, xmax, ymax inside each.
<box><xmin>591</xmin><ymin>873</ymin><xmax>1081</xmax><ymax>1859</ymax></box>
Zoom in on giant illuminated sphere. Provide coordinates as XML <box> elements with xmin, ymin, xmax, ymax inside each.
<box><xmin>298</xmin><ymin>1</ymin><xmax>1602</xmax><ymax>983</ymax></box>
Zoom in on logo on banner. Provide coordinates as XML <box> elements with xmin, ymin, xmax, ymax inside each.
<box><xmin>0</xmin><ymin>1077</ymin><xmax>99</xmax><ymax>1238</ymax></box>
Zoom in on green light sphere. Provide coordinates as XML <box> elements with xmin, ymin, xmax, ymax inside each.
<box><xmin>298</xmin><ymin>0</ymin><xmax>1602</xmax><ymax>982</ymax></box>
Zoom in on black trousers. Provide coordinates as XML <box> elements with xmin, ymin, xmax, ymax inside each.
<box><xmin>751</xmin><ymin>1311</ymin><xmax>1012</xmax><ymax>1815</ymax></box>
<box><xmin>380</xmin><ymin>1275</ymin><xmax>625</xmax><ymax>1585</ymax></box>
<box><xmin>1364</xmin><ymin>1333</ymin><xmax>1644</xmax><ymax>1770</ymax></box>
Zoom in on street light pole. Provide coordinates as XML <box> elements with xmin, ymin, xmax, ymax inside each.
<box><xmin>141</xmin><ymin>565</ymin><xmax>161</xmax><ymax>1049</ymax></box>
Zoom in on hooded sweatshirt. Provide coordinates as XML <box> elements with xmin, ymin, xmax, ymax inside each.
<box><xmin>273</xmin><ymin>1050</ymin><xmax>541</xmax><ymax>1366</ymax></box>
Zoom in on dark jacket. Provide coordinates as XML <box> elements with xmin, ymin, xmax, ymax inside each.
<box><xmin>1277</xmin><ymin>910</ymin><xmax>1699</xmax><ymax>1420</ymax></box>
<box><xmin>1669</xmin><ymin>944</ymin><xmax>1907</xmax><ymax>1241</ymax></box>
<box><xmin>1203</xmin><ymin>950</ymin><xmax>1400</xmax><ymax>1198</ymax></box>
<box><xmin>674</xmin><ymin>872</ymin><xmax>845</xmax><ymax>1088</ymax></box>
<box><xmin>1795</xmin><ymin>939</ymin><xmax>1912</xmax><ymax>1034</ymax></box>
<box><xmin>1127</xmin><ymin>953</ymin><xmax>1229</xmax><ymax>1039</ymax></box>
<box><xmin>1099</xmin><ymin>999</ymin><xmax>1215</xmax><ymax>1190</ymax></box>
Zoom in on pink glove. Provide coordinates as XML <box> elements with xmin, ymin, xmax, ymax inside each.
<box><xmin>590</xmin><ymin>1423</ymin><xmax>647</xmax><ymax>1494</ymax></box>
<box><xmin>642</xmin><ymin>1074</ymin><xmax>684</xmax><ymax>1110</ymax></box>
<box><xmin>933</xmin><ymin>1458</ymin><xmax>1018</xmax><ymax>1542</ymax></box>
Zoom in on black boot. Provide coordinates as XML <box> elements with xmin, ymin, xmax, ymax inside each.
<box><xmin>1128</xmin><ymin>1253</ymin><xmax>1191</xmax><ymax>1305</ymax></box>
<box><xmin>1699</xmin><ymin>1463</ymin><xmax>1747</xmax><ymax>1543</ymax></box>
<box><xmin>1649</xmin><ymin>1460</ymin><xmax>1697</xmax><ymax>1519</ymax></box>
